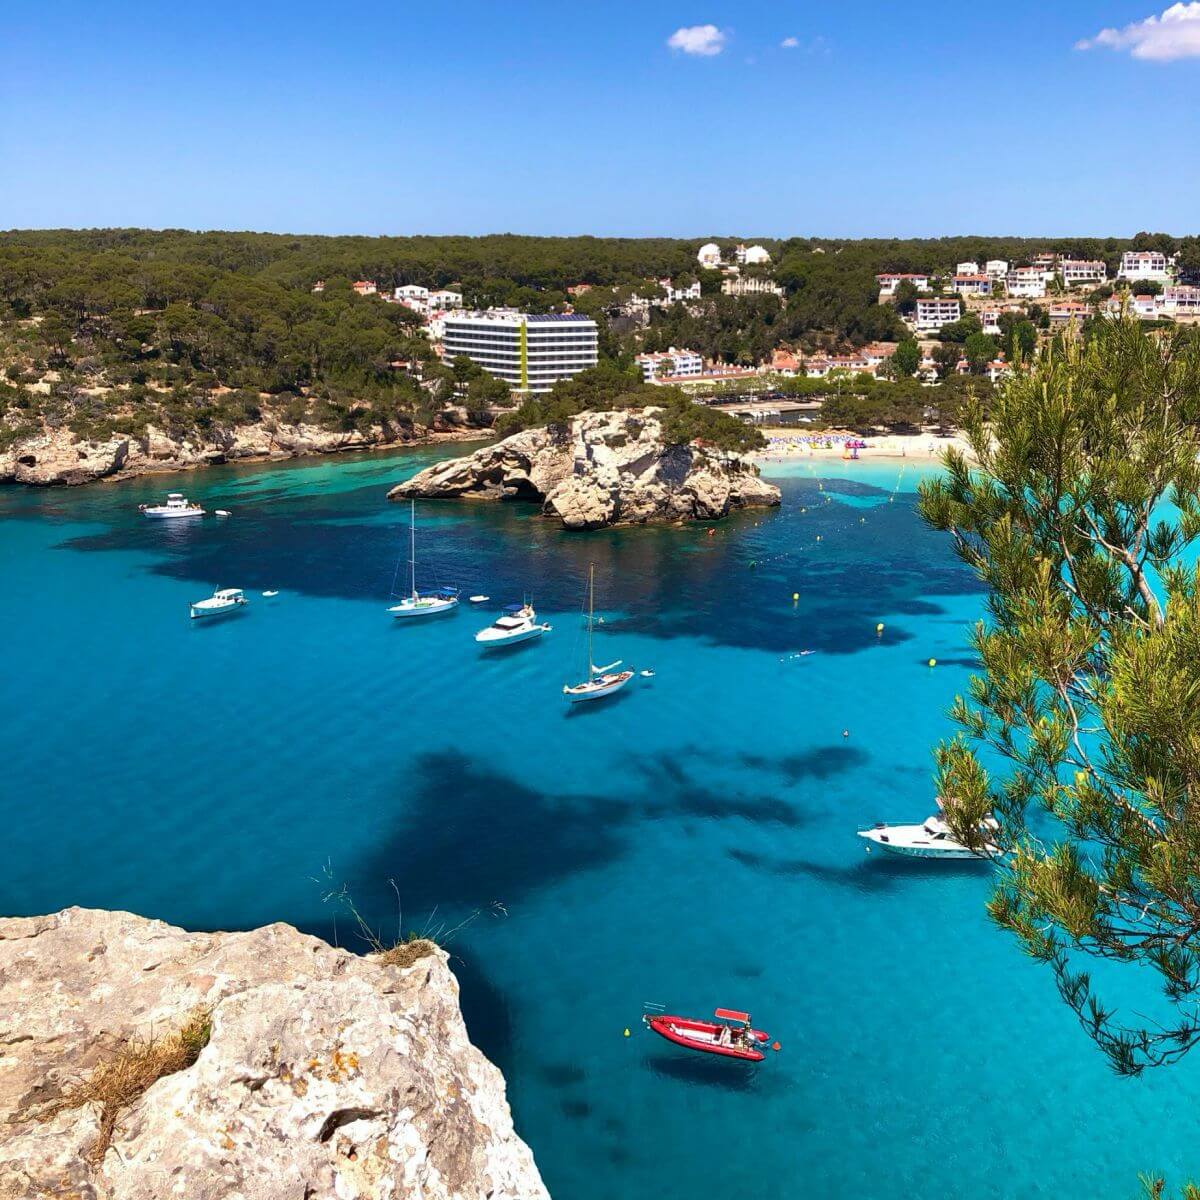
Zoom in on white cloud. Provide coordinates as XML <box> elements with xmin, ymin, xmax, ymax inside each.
<box><xmin>781</xmin><ymin>35</ymin><xmax>799</xmax><ymax>48</ymax></box>
<box><xmin>1076</xmin><ymin>2</ymin><xmax>1200</xmax><ymax>60</ymax></box>
<box><xmin>666</xmin><ymin>24</ymin><xmax>726</xmax><ymax>56</ymax></box>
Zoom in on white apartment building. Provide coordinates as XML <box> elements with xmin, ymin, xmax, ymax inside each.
<box><xmin>721</xmin><ymin>276</ymin><xmax>784</xmax><ymax>298</ymax></box>
<box><xmin>635</xmin><ymin>347</ymin><xmax>704</xmax><ymax>381</ymax></box>
<box><xmin>1059</xmin><ymin>260</ymin><xmax>1107</xmax><ymax>288</ymax></box>
<box><xmin>697</xmin><ymin>242</ymin><xmax>722</xmax><ymax>268</ymax></box>
<box><xmin>980</xmin><ymin>307</ymin><xmax>1002</xmax><ymax>334</ymax></box>
<box><xmin>1118</xmin><ymin>251</ymin><xmax>1173</xmax><ymax>284</ymax></box>
<box><xmin>914</xmin><ymin>298</ymin><xmax>962</xmax><ymax>332</ymax></box>
<box><xmin>876</xmin><ymin>272</ymin><xmax>930</xmax><ymax>297</ymax></box>
<box><xmin>956</xmin><ymin>260</ymin><xmax>981</xmax><ymax>275</ymax></box>
<box><xmin>985</xmin><ymin>260</ymin><xmax>1009</xmax><ymax>280</ymax></box>
<box><xmin>394</xmin><ymin>285</ymin><xmax>464</xmax><ymax>315</ymax></box>
<box><xmin>1007</xmin><ymin>267</ymin><xmax>1047</xmax><ymax>299</ymax></box>
<box><xmin>430</xmin><ymin>289</ymin><xmax>463</xmax><ymax>309</ymax></box>
<box><xmin>441</xmin><ymin>311</ymin><xmax>598</xmax><ymax>394</ymax></box>
<box><xmin>1162</xmin><ymin>285</ymin><xmax>1200</xmax><ymax>316</ymax></box>
<box><xmin>952</xmin><ymin>273</ymin><xmax>991</xmax><ymax>296</ymax></box>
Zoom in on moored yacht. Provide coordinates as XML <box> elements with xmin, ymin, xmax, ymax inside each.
<box><xmin>475</xmin><ymin>602</ymin><xmax>551</xmax><ymax>647</ymax></box>
<box><xmin>387</xmin><ymin>500</ymin><xmax>459</xmax><ymax>619</ymax></box>
<box><xmin>857</xmin><ymin>811</ymin><xmax>1002</xmax><ymax>860</ymax></box>
<box><xmin>190</xmin><ymin>587</ymin><xmax>248</xmax><ymax>620</ymax></box>
<box><xmin>141</xmin><ymin>492</ymin><xmax>205</xmax><ymax>519</ymax></box>
<box><xmin>563</xmin><ymin>564</ymin><xmax>634</xmax><ymax>703</ymax></box>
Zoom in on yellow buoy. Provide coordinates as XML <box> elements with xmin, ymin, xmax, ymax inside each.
<box><xmin>623</xmin><ymin>1028</ymin><xmax>630</xmax><ymax>1037</ymax></box>
<box><xmin>816</xmin><ymin>535</ymin><xmax>822</xmax><ymax>542</ymax></box>
<box><xmin>876</xmin><ymin>623</ymin><xmax>884</xmax><ymax>634</ymax></box>
<box><xmin>792</xmin><ymin>592</ymin><xmax>799</xmax><ymax>601</ymax></box>
<box><xmin>928</xmin><ymin>658</ymin><xmax>937</xmax><ymax>668</ymax></box>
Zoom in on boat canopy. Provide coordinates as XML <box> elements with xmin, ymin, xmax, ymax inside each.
<box><xmin>714</xmin><ymin>1008</ymin><xmax>750</xmax><ymax>1023</ymax></box>
<box><xmin>503</xmin><ymin>603</ymin><xmax>525</xmax><ymax>613</ymax></box>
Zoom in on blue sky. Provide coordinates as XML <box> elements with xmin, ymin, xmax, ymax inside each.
<box><xmin>2</xmin><ymin>1</ymin><xmax>1198</xmax><ymax>237</ymax></box>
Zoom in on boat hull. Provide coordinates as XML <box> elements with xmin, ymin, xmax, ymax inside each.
<box><xmin>189</xmin><ymin>602</ymin><xmax>247</xmax><ymax>621</ymax></box>
<box><xmin>145</xmin><ymin>509</ymin><xmax>204</xmax><ymax>519</ymax></box>
<box><xmin>564</xmin><ymin>670</ymin><xmax>634</xmax><ymax>703</ymax></box>
<box><xmin>476</xmin><ymin>625</ymin><xmax>547</xmax><ymax>647</ymax></box>
<box><xmin>389</xmin><ymin>598</ymin><xmax>459</xmax><ymax>619</ymax></box>
<box><xmin>647</xmin><ymin>1015</ymin><xmax>768</xmax><ymax>1061</ymax></box>
<box><xmin>857</xmin><ymin>829</ymin><xmax>993</xmax><ymax>860</ymax></box>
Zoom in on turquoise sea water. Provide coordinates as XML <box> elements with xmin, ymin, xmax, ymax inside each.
<box><xmin>1</xmin><ymin>448</ymin><xmax>1196</xmax><ymax>1198</ymax></box>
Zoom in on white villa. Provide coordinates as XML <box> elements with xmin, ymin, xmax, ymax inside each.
<box><xmin>1162</xmin><ymin>286</ymin><xmax>1200</xmax><ymax>316</ymax></box>
<box><xmin>956</xmin><ymin>261</ymin><xmax>981</xmax><ymax>275</ymax></box>
<box><xmin>877</xmin><ymin>272</ymin><xmax>931</xmax><ymax>297</ymax></box>
<box><xmin>736</xmin><ymin>244</ymin><xmax>772</xmax><ymax>266</ymax></box>
<box><xmin>1118</xmin><ymin>250</ymin><xmax>1173</xmax><ymax>284</ymax></box>
<box><xmin>985</xmin><ymin>260</ymin><xmax>1009</xmax><ymax>280</ymax></box>
<box><xmin>952</xmin><ymin>273</ymin><xmax>991</xmax><ymax>296</ymax></box>
<box><xmin>697</xmin><ymin>243</ymin><xmax>723</xmax><ymax>268</ymax></box>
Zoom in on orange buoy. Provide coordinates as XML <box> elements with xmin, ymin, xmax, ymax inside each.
<box><xmin>772</xmin><ymin>1041</ymin><xmax>781</xmax><ymax>1052</ymax></box>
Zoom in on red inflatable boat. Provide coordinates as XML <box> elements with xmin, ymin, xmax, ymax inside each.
<box><xmin>645</xmin><ymin>1009</ymin><xmax>771</xmax><ymax>1061</ymax></box>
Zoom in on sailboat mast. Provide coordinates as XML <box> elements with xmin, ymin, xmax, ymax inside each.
<box><xmin>409</xmin><ymin>499</ymin><xmax>417</xmax><ymax>600</ymax></box>
<box><xmin>587</xmin><ymin>563</ymin><xmax>594</xmax><ymax>679</ymax></box>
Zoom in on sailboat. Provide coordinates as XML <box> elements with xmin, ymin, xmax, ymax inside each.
<box><xmin>562</xmin><ymin>564</ymin><xmax>634</xmax><ymax>702</ymax></box>
<box><xmin>387</xmin><ymin>500</ymin><xmax>459</xmax><ymax>619</ymax></box>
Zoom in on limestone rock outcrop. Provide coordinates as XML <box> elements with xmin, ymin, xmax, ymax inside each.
<box><xmin>0</xmin><ymin>907</ymin><xmax>548</xmax><ymax>1200</ymax></box>
<box><xmin>388</xmin><ymin>408</ymin><xmax>780</xmax><ymax>529</ymax></box>
<box><xmin>0</xmin><ymin>419</ymin><xmax>478</xmax><ymax>487</ymax></box>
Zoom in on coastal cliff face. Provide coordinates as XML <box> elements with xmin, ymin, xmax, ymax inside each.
<box><xmin>0</xmin><ymin>908</ymin><xmax>548</xmax><ymax>1200</ymax></box>
<box><xmin>0</xmin><ymin>419</ymin><xmax>477</xmax><ymax>487</ymax></box>
<box><xmin>388</xmin><ymin>408</ymin><xmax>781</xmax><ymax>529</ymax></box>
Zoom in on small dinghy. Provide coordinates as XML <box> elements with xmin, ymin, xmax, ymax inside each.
<box><xmin>261</xmin><ymin>590</ymin><xmax>279</xmax><ymax>598</ymax></box>
<box><xmin>640</xmin><ymin>669</ymin><xmax>655</xmax><ymax>678</ymax></box>
<box><xmin>469</xmin><ymin>595</ymin><xmax>490</xmax><ymax>605</ymax></box>
<box><xmin>215</xmin><ymin>509</ymin><xmax>231</xmax><ymax>518</ymax></box>
<box><xmin>645</xmin><ymin>1009</ymin><xmax>771</xmax><ymax>1062</ymax></box>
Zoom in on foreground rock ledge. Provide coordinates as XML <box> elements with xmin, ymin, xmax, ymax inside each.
<box><xmin>388</xmin><ymin>408</ymin><xmax>781</xmax><ymax>530</ymax></box>
<box><xmin>0</xmin><ymin>907</ymin><xmax>549</xmax><ymax>1200</ymax></box>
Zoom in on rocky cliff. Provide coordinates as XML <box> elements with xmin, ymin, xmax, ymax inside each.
<box><xmin>388</xmin><ymin>408</ymin><xmax>781</xmax><ymax>529</ymax></box>
<box><xmin>0</xmin><ymin>908</ymin><xmax>548</xmax><ymax>1200</ymax></box>
<box><xmin>0</xmin><ymin>420</ymin><xmax>479</xmax><ymax>487</ymax></box>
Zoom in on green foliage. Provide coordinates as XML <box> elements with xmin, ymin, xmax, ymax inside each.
<box><xmin>918</xmin><ymin>320</ymin><xmax>1200</xmax><ymax>1076</ymax></box>
<box><xmin>493</xmin><ymin>362</ymin><xmax>763</xmax><ymax>453</ymax></box>
<box><xmin>891</xmin><ymin>338</ymin><xmax>921</xmax><ymax>377</ymax></box>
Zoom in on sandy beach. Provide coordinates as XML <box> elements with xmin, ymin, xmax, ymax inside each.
<box><xmin>751</xmin><ymin>428</ymin><xmax>972</xmax><ymax>466</ymax></box>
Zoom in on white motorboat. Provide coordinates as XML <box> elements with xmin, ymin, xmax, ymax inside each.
<box><xmin>190</xmin><ymin>587</ymin><xmax>249</xmax><ymax>621</ymax></box>
<box><xmin>475</xmin><ymin>603</ymin><xmax>551</xmax><ymax>648</ymax></box>
<box><xmin>387</xmin><ymin>500</ymin><xmax>459</xmax><ymax>619</ymax></box>
<box><xmin>857</xmin><ymin>813</ymin><xmax>1002</xmax><ymax>860</ymax></box>
<box><xmin>469</xmin><ymin>595</ymin><xmax>490</xmax><ymax>604</ymax></box>
<box><xmin>563</xmin><ymin>565</ymin><xmax>634</xmax><ymax>703</ymax></box>
<box><xmin>141</xmin><ymin>492</ymin><xmax>205</xmax><ymax>519</ymax></box>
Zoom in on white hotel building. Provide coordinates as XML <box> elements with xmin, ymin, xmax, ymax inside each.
<box><xmin>441</xmin><ymin>311</ymin><xmax>598</xmax><ymax>394</ymax></box>
<box><xmin>1059</xmin><ymin>260</ymin><xmax>1107</xmax><ymax>288</ymax></box>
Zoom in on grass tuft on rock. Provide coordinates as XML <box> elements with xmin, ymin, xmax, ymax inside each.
<box><xmin>373</xmin><ymin>933</ymin><xmax>439</xmax><ymax>969</ymax></box>
<box><xmin>41</xmin><ymin>1008</ymin><xmax>212</xmax><ymax>1162</ymax></box>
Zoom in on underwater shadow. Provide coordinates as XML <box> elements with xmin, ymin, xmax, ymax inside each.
<box><xmin>644</xmin><ymin>1052</ymin><xmax>762</xmax><ymax>1093</ymax></box>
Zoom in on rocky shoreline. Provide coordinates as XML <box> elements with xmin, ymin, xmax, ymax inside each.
<box><xmin>0</xmin><ymin>420</ymin><xmax>486</xmax><ymax>488</ymax></box>
<box><xmin>390</xmin><ymin>408</ymin><xmax>781</xmax><ymax>530</ymax></box>
<box><xmin>0</xmin><ymin>907</ymin><xmax>548</xmax><ymax>1200</ymax></box>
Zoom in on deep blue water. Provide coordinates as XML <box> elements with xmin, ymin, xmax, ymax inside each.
<box><xmin>1</xmin><ymin>447</ymin><xmax>1196</xmax><ymax>1199</ymax></box>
